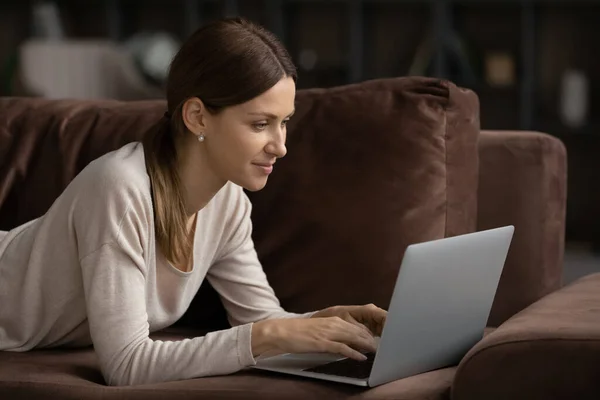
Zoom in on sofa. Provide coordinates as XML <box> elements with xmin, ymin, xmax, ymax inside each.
<box><xmin>0</xmin><ymin>76</ymin><xmax>590</xmax><ymax>399</ymax></box>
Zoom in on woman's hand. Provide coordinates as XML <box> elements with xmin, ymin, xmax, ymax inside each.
<box><xmin>310</xmin><ymin>304</ymin><xmax>388</xmax><ymax>337</ymax></box>
<box><xmin>251</xmin><ymin>316</ymin><xmax>378</xmax><ymax>361</ymax></box>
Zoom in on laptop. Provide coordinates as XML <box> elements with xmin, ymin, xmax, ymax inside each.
<box><xmin>250</xmin><ymin>225</ymin><xmax>514</xmax><ymax>387</ymax></box>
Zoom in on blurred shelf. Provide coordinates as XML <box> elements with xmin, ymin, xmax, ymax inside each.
<box><xmin>6</xmin><ymin>0</ymin><xmax>600</xmax><ymax>5</ymax></box>
<box><xmin>535</xmin><ymin>119</ymin><xmax>600</xmax><ymax>139</ymax></box>
<box><xmin>3</xmin><ymin>0</ymin><xmax>600</xmax><ymax>133</ymax></box>
<box><xmin>2</xmin><ymin>0</ymin><xmax>600</xmax><ymax>246</ymax></box>
<box><xmin>294</xmin><ymin>66</ymin><xmax>349</xmax><ymax>89</ymax></box>
<box><xmin>464</xmin><ymin>84</ymin><xmax>520</xmax><ymax>129</ymax></box>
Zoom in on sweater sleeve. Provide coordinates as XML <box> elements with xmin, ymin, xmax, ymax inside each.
<box><xmin>80</xmin><ymin>241</ymin><xmax>256</xmax><ymax>386</ymax></box>
<box><xmin>76</xmin><ymin>170</ymin><xmax>257</xmax><ymax>386</ymax></box>
<box><xmin>207</xmin><ymin>188</ymin><xmax>316</xmax><ymax>326</ymax></box>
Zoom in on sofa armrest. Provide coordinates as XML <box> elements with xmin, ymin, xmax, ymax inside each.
<box><xmin>477</xmin><ymin>130</ymin><xmax>567</xmax><ymax>326</ymax></box>
<box><xmin>452</xmin><ymin>273</ymin><xmax>600</xmax><ymax>400</ymax></box>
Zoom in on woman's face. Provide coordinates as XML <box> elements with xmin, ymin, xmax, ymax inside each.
<box><xmin>202</xmin><ymin>76</ymin><xmax>296</xmax><ymax>191</ymax></box>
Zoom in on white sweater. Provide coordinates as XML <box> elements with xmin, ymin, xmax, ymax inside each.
<box><xmin>0</xmin><ymin>142</ymin><xmax>313</xmax><ymax>386</ymax></box>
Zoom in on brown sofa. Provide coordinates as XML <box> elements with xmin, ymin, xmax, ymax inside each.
<box><xmin>0</xmin><ymin>76</ymin><xmax>578</xmax><ymax>399</ymax></box>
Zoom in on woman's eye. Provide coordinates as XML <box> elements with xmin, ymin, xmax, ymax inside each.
<box><xmin>282</xmin><ymin>119</ymin><xmax>289</xmax><ymax>127</ymax></box>
<box><xmin>253</xmin><ymin>122</ymin><xmax>268</xmax><ymax>131</ymax></box>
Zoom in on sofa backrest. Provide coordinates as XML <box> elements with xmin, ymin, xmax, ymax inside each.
<box><xmin>0</xmin><ymin>76</ymin><xmax>480</xmax><ymax>329</ymax></box>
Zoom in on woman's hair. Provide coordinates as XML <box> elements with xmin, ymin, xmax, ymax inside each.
<box><xmin>142</xmin><ymin>17</ymin><xmax>297</xmax><ymax>267</ymax></box>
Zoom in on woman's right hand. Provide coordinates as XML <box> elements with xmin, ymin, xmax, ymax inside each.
<box><xmin>251</xmin><ymin>317</ymin><xmax>378</xmax><ymax>361</ymax></box>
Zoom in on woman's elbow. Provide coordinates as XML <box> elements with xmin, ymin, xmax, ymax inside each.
<box><xmin>104</xmin><ymin>371</ymin><xmax>136</xmax><ymax>387</ymax></box>
<box><xmin>102</xmin><ymin>365</ymin><xmax>154</xmax><ymax>387</ymax></box>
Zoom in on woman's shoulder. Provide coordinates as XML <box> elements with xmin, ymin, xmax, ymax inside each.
<box><xmin>66</xmin><ymin>142</ymin><xmax>154</xmax><ymax>227</ymax></box>
<box><xmin>76</xmin><ymin>142</ymin><xmax>151</xmax><ymax>199</ymax></box>
<box><xmin>67</xmin><ymin>142</ymin><xmax>154</xmax><ymax>252</ymax></box>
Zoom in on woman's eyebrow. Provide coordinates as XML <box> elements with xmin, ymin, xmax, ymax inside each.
<box><xmin>248</xmin><ymin>110</ymin><xmax>295</xmax><ymax>119</ymax></box>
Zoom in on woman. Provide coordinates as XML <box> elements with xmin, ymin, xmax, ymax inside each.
<box><xmin>0</xmin><ymin>17</ymin><xmax>386</xmax><ymax>386</ymax></box>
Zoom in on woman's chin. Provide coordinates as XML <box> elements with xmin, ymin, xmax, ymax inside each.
<box><xmin>235</xmin><ymin>177</ymin><xmax>268</xmax><ymax>192</ymax></box>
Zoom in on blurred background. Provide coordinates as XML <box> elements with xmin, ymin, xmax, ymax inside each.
<box><xmin>0</xmin><ymin>0</ymin><xmax>598</xmax><ymax>280</ymax></box>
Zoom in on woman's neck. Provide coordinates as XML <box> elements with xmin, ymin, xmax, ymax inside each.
<box><xmin>176</xmin><ymin>134</ymin><xmax>227</xmax><ymax>216</ymax></box>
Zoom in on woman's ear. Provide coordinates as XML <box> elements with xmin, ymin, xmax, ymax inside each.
<box><xmin>181</xmin><ymin>97</ymin><xmax>208</xmax><ymax>137</ymax></box>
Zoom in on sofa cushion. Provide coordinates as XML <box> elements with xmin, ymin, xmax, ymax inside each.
<box><xmin>245</xmin><ymin>77</ymin><xmax>480</xmax><ymax>314</ymax></box>
<box><xmin>0</xmin><ymin>329</ymin><xmax>455</xmax><ymax>400</ymax></box>
<box><xmin>452</xmin><ymin>272</ymin><xmax>600</xmax><ymax>400</ymax></box>
<box><xmin>477</xmin><ymin>130</ymin><xmax>567</xmax><ymax>326</ymax></box>
<box><xmin>0</xmin><ymin>98</ymin><xmax>163</xmax><ymax>230</ymax></box>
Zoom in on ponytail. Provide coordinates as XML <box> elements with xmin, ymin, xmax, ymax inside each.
<box><xmin>142</xmin><ymin>112</ymin><xmax>192</xmax><ymax>267</ymax></box>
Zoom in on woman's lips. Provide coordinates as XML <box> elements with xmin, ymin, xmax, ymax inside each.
<box><xmin>253</xmin><ymin>163</ymin><xmax>274</xmax><ymax>174</ymax></box>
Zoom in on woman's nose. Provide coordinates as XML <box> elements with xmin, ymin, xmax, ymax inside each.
<box><xmin>266</xmin><ymin>129</ymin><xmax>287</xmax><ymax>158</ymax></box>
<box><xmin>267</xmin><ymin>141</ymin><xmax>287</xmax><ymax>159</ymax></box>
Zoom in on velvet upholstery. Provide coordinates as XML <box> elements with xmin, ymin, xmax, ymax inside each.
<box><xmin>453</xmin><ymin>273</ymin><xmax>600</xmax><ymax>400</ymax></box>
<box><xmin>0</xmin><ymin>328</ymin><xmax>458</xmax><ymax>400</ymax></box>
<box><xmin>477</xmin><ymin>130</ymin><xmax>567</xmax><ymax>326</ymax></box>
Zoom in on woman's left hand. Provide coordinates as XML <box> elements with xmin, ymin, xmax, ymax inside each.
<box><xmin>311</xmin><ymin>304</ymin><xmax>388</xmax><ymax>337</ymax></box>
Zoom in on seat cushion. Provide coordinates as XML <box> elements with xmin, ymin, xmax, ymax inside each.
<box><xmin>0</xmin><ymin>330</ymin><xmax>455</xmax><ymax>400</ymax></box>
<box><xmin>453</xmin><ymin>272</ymin><xmax>600</xmax><ymax>400</ymax></box>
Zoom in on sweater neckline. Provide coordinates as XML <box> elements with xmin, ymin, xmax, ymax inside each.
<box><xmin>163</xmin><ymin>212</ymin><xmax>199</xmax><ymax>277</ymax></box>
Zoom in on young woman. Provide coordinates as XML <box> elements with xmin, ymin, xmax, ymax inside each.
<box><xmin>0</xmin><ymin>17</ymin><xmax>386</xmax><ymax>386</ymax></box>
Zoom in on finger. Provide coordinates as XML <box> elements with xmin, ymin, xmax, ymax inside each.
<box><xmin>377</xmin><ymin>315</ymin><xmax>387</xmax><ymax>336</ymax></box>
<box><xmin>335</xmin><ymin>315</ymin><xmax>375</xmax><ymax>346</ymax></box>
<box><xmin>325</xmin><ymin>341</ymin><xmax>367</xmax><ymax>361</ymax></box>
<box><xmin>344</xmin><ymin>314</ymin><xmax>374</xmax><ymax>339</ymax></box>
<box><xmin>368</xmin><ymin>312</ymin><xmax>387</xmax><ymax>337</ymax></box>
<box><xmin>348</xmin><ymin>315</ymin><xmax>378</xmax><ymax>338</ymax></box>
<box><xmin>352</xmin><ymin>305</ymin><xmax>388</xmax><ymax>335</ymax></box>
<box><xmin>326</xmin><ymin>317</ymin><xmax>377</xmax><ymax>353</ymax></box>
<box><xmin>352</xmin><ymin>334</ymin><xmax>378</xmax><ymax>354</ymax></box>
<box><xmin>337</xmin><ymin>322</ymin><xmax>378</xmax><ymax>353</ymax></box>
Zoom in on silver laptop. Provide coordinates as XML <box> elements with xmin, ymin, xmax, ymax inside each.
<box><xmin>251</xmin><ymin>225</ymin><xmax>514</xmax><ymax>387</ymax></box>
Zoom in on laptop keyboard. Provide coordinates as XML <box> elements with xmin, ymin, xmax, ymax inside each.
<box><xmin>303</xmin><ymin>352</ymin><xmax>376</xmax><ymax>379</ymax></box>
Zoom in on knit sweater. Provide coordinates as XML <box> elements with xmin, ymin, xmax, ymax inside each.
<box><xmin>0</xmin><ymin>142</ymin><xmax>313</xmax><ymax>386</ymax></box>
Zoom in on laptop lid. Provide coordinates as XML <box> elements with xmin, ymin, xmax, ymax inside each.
<box><xmin>368</xmin><ymin>226</ymin><xmax>514</xmax><ymax>387</ymax></box>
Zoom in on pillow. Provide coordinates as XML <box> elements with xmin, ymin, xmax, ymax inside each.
<box><xmin>246</xmin><ymin>76</ymin><xmax>480</xmax><ymax>312</ymax></box>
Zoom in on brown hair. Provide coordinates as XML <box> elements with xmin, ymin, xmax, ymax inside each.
<box><xmin>142</xmin><ymin>17</ymin><xmax>297</xmax><ymax>267</ymax></box>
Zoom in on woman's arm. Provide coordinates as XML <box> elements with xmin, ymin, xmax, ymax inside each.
<box><xmin>206</xmin><ymin>188</ymin><xmax>315</xmax><ymax>326</ymax></box>
<box><xmin>81</xmin><ymin>241</ymin><xmax>257</xmax><ymax>386</ymax></box>
<box><xmin>75</xmin><ymin>166</ymin><xmax>260</xmax><ymax>386</ymax></box>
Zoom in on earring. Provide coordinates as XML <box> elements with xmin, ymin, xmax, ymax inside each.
<box><xmin>198</xmin><ymin>133</ymin><xmax>205</xmax><ymax>142</ymax></box>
